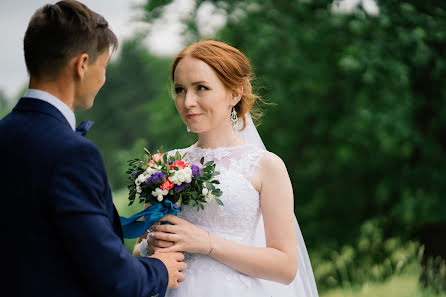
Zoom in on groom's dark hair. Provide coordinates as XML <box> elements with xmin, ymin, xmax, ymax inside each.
<box><xmin>24</xmin><ymin>0</ymin><xmax>118</xmax><ymax>79</ymax></box>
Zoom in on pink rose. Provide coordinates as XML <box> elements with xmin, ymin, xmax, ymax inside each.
<box><xmin>152</xmin><ymin>153</ymin><xmax>164</xmax><ymax>163</ymax></box>
<box><xmin>160</xmin><ymin>178</ymin><xmax>174</xmax><ymax>191</ymax></box>
<box><xmin>175</xmin><ymin>160</ymin><xmax>186</xmax><ymax>169</ymax></box>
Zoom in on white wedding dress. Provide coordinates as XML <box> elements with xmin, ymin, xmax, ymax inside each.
<box><xmin>165</xmin><ymin>141</ymin><xmax>319</xmax><ymax>297</ymax></box>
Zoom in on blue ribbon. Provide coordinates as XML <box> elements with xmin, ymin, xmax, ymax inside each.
<box><xmin>119</xmin><ymin>200</ymin><xmax>179</xmax><ymax>239</ymax></box>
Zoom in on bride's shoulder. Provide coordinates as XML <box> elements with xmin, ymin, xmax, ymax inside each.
<box><xmin>258</xmin><ymin>151</ymin><xmax>288</xmax><ymax>174</ymax></box>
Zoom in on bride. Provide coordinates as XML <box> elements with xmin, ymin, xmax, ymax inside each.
<box><xmin>133</xmin><ymin>40</ymin><xmax>319</xmax><ymax>297</ymax></box>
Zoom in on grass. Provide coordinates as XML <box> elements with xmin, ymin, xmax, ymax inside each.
<box><xmin>319</xmin><ymin>271</ymin><xmax>441</xmax><ymax>297</ymax></box>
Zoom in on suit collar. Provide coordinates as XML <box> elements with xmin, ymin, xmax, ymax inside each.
<box><xmin>23</xmin><ymin>89</ymin><xmax>76</xmax><ymax>130</ymax></box>
<box><xmin>13</xmin><ymin>97</ymin><xmax>72</xmax><ymax>129</ymax></box>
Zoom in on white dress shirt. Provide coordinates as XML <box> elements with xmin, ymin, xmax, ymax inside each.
<box><xmin>24</xmin><ymin>89</ymin><xmax>76</xmax><ymax>131</ymax></box>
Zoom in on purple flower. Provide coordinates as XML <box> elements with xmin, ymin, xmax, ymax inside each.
<box><xmin>131</xmin><ymin>171</ymin><xmax>137</xmax><ymax>177</ymax></box>
<box><xmin>191</xmin><ymin>164</ymin><xmax>203</xmax><ymax>179</ymax></box>
<box><xmin>174</xmin><ymin>182</ymin><xmax>190</xmax><ymax>191</ymax></box>
<box><xmin>173</xmin><ymin>204</ymin><xmax>179</xmax><ymax>210</ymax></box>
<box><xmin>146</xmin><ymin>172</ymin><xmax>166</xmax><ymax>184</ymax></box>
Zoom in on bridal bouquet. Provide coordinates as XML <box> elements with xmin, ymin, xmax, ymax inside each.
<box><xmin>119</xmin><ymin>147</ymin><xmax>223</xmax><ymax>239</ymax></box>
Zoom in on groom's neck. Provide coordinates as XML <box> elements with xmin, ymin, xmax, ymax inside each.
<box><xmin>29</xmin><ymin>75</ymin><xmax>75</xmax><ymax>111</ymax></box>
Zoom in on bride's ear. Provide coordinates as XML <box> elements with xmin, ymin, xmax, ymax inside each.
<box><xmin>231</xmin><ymin>86</ymin><xmax>243</xmax><ymax>106</ymax></box>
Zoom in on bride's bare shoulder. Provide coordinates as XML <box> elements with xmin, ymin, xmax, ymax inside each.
<box><xmin>251</xmin><ymin>151</ymin><xmax>289</xmax><ymax>192</ymax></box>
<box><xmin>259</xmin><ymin>151</ymin><xmax>287</xmax><ymax>172</ymax></box>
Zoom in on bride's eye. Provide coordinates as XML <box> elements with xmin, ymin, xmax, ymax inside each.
<box><xmin>175</xmin><ymin>87</ymin><xmax>185</xmax><ymax>94</ymax></box>
<box><xmin>197</xmin><ymin>85</ymin><xmax>208</xmax><ymax>91</ymax></box>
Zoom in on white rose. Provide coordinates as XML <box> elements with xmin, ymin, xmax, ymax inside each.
<box><xmin>184</xmin><ymin>167</ymin><xmax>192</xmax><ymax>176</ymax></box>
<box><xmin>157</xmin><ymin>195</ymin><xmax>163</xmax><ymax>201</ymax></box>
<box><xmin>169</xmin><ymin>173</ymin><xmax>180</xmax><ymax>185</ymax></box>
<box><xmin>137</xmin><ymin>174</ymin><xmax>146</xmax><ymax>184</ymax></box>
<box><xmin>145</xmin><ymin>167</ymin><xmax>156</xmax><ymax>175</ymax></box>
<box><xmin>202</xmin><ymin>188</ymin><xmax>209</xmax><ymax>196</ymax></box>
<box><xmin>183</xmin><ymin>168</ymin><xmax>192</xmax><ymax>179</ymax></box>
<box><xmin>136</xmin><ymin>186</ymin><xmax>142</xmax><ymax>193</ymax></box>
<box><xmin>177</xmin><ymin>172</ymin><xmax>185</xmax><ymax>183</ymax></box>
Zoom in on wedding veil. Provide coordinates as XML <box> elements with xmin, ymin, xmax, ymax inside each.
<box><xmin>237</xmin><ymin>114</ymin><xmax>319</xmax><ymax>297</ymax></box>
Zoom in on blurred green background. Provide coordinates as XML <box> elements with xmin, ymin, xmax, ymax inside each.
<box><xmin>1</xmin><ymin>0</ymin><xmax>445</xmax><ymax>296</ymax></box>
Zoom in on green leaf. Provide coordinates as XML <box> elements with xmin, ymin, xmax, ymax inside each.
<box><xmin>212</xmin><ymin>189</ymin><xmax>223</xmax><ymax>197</ymax></box>
<box><xmin>215</xmin><ymin>198</ymin><xmax>224</xmax><ymax>206</ymax></box>
<box><xmin>205</xmin><ymin>161</ymin><xmax>214</xmax><ymax>167</ymax></box>
<box><xmin>175</xmin><ymin>151</ymin><xmax>181</xmax><ymax>160</ymax></box>
<box><xmin>200</xmin><ymin>157</ymin><xmax>204</xmax><ymax>165</ymax></box>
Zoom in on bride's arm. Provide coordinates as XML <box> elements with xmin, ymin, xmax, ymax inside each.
<box><xmin>151</xmin><ymin>152</ymin><xmax>298</xmax><ymax>285</ymax></box>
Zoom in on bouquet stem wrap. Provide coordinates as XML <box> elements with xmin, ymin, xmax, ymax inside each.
<box><xmin>120</xmin><ymin>200</ymin><xmax>179</xmax><ymax>239</ymax></box>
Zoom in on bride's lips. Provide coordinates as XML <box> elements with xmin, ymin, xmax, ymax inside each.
<box><xmin>186</xmin><ymin>113</ymin><xmax>202</xmax><ymax>119</ymax></box>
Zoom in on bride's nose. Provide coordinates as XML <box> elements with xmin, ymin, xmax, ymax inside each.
<box><xmin>184</xmin><ymin>90</ymin><xmax>198</xmax><ymax>108</ymax></box>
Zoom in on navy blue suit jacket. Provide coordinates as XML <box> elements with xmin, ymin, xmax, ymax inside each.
<box><xmin>1</xmin><ymin>98</ymin><xmax>168</xmax><ymax>297</ymax></box>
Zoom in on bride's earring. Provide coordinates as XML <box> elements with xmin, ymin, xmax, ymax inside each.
<box><xmin>187</xmin><ymin>126</ymin><xmax>191</xmax><ymax>132</ymax></box>
<box><xmin>231</xmin><ymin>107</ymin><xmax>239</xmax><ymax>130</ymax></box>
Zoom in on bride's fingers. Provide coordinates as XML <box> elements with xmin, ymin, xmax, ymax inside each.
<box><xmin>153</xmin><ymin>223</ymin><xmax>178</xmax><ymax>233</ymax></box>
<box><xmin>153</xmin><ymin>239</ymin><xmax>174</xmax><ymax>248</ymax></box>
<box><xmin>151</xmin><ymin>231</ymin><xmax>180</xmax><ymax>242</ymax></box>
<box><xmin>159</xmin><ymin>215</ymin><xmax>183</xmax><ymax>225</ymax></box>
<box><xmin>154</xmin><ymin>245</ymin><xmax>182</xmax><ymax>254</ymax></box>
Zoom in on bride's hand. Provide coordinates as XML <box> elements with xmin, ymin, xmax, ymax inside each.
<box><xmin>143</xmin><ymin>223</ymin><xmax>174</xmax><ymax>254</ymax></box>
<box><xmin>151</xmin><ymin>215</ymin><xmax>211</xmax><ymax>255</ymax></box>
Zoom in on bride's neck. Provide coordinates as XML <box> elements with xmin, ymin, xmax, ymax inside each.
<box><xmin>196</xmin><ymin>123</ymin><xmax>244</xmax><ymax>149</ymax></box>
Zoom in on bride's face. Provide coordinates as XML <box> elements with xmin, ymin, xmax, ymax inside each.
<box><xmin>173</xmin><ymin>56</ymin><xmax>237</xmax><ymax>133</ymax></box>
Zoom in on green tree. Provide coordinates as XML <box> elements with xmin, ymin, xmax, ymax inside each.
<box><xmin>0</xmin><ymin>89</ymin><xmax>9</xmax><ymax>119</ymax></box>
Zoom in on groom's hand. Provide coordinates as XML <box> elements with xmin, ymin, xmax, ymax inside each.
<box><xmin>150</xmin><ymin>252</ymin><xmax>186</xmax><ymax>289</ymax></box>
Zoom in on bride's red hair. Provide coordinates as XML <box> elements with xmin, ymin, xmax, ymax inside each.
<box><xmin>171</xmin><ymin>40</ymin><xmax>262</xmax><ymax>130</ymax></box>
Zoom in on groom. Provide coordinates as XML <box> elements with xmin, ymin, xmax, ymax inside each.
<box><xmin>0</xmin><ymin>1</ymin><xmax>186</xmax><ymax>296</ymax></box>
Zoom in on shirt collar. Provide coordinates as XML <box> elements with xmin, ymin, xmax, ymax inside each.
<box><xmin>24</xmin><ymin>89</ymin><xmax>76</xmax><ymax>131</ymax></box>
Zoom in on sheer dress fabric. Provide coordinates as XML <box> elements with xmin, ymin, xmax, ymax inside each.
<box><xmin>165</xmin><ymin>143</ymin><xmax>318</xmax><ymax>297</ymax></box>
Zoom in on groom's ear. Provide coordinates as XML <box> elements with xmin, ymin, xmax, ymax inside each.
<box><xmin>73</xmin><ymin>53</ymin><xmax>89</xmax><ymax>80</ymax></box>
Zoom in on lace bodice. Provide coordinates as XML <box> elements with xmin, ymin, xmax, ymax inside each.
<box><xmin>174</xmin><ymin>143</ymin><xmax>265</xmax><ymax>243</ymax></box>
<box><xmin>166</xmin><ymin>143</ymin><xmax>267</xmax><ymax>295</ymax></box>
